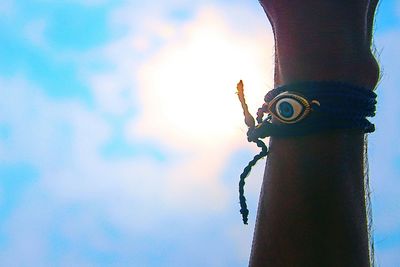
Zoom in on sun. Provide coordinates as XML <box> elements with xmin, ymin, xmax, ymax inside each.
<box><xmin>134</xmin><ymin>8</ymin><xmax>275</xmax><ymax>147</ymax></box>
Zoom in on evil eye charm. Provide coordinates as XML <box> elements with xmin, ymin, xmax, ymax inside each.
<box><xmin>268</xmin><ymin>91</ymin><xmax>312</xmax><ymax>124</ymax></box>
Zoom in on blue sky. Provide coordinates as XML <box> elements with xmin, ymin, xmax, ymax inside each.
<box><xmin>0</xmin><ymin>0</ymin><xmax>399</xmax><ymax>266</ymax></box>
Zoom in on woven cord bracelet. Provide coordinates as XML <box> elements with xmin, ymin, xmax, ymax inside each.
<box><xmin>236</xmin><ymin>80</ymin><xmax>377</xmax><ymax>225</ymax></box>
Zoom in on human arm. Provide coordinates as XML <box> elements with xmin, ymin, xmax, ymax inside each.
<box><xmin>249</xmin><ymin>1</ymin><xmax>379</xmax><ymax>266</ymax></box>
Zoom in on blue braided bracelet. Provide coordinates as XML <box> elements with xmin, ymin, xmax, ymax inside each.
<box><xmin>237</xmin><ymin>80</ymin><xmax>377</xmax><ymax>224</ymax></box>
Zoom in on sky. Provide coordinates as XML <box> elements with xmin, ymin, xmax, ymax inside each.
<box><xmin>0</xmin><ymin>0</ymin><xmax>399</xmax><ymax>266</ymax></box>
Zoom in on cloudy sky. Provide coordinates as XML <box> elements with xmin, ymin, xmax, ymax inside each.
<box><xmin>0</xmin><ymin>0</ymin><xmax>399</xmax><ymax>266</ymax></box>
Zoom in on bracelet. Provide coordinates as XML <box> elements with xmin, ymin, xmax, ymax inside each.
<box><xmin>236</xmin><ymin>80</ymin><xmax>377</xmax><ymax>224</ymax></box>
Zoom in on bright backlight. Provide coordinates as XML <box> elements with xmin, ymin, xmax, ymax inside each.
<box><xmin>134</xmin><ymin>9</ymin><xmax>274</xmax><ymax>147</ymax></box>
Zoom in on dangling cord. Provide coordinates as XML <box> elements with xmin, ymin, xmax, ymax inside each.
<box><xmin>237</xmin><ymin>80</ymin><xmax>269</xmax><ymax>224</ymax></box>
<box><xmin>239</xmin><ymin>139</ymin><xmax>268</xmax><ymax>224</ymax></box>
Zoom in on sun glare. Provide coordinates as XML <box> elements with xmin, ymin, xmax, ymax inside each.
<box><xmin>135</xmin><ymin>9</ymin><xmax>274</xmax><ymax>147</ymax></box>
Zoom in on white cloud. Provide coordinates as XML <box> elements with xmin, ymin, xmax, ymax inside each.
<box><xmin>0</xmin><ymin>76</ymin><xmax>111</xmax><ymax>169</ymax></box>
<box><xmin>0</xmin><ymin>2</ymin><xmax>275</xmax><ymax>266</ymax></box>
<box><xmin>76</xmin><ymin>3</ymin><xmax>275</xmax><ymax>212</ymax></box>
<box><xmin>23</xmin><ymin>19</ymin><xmax>48</xmax><ymax>48</ymax></box>
<box><xmin>0</xmin><ymin>0</ymin><xmax>14</xmax><ymax>16</ymax></box>
<box><xmin>133</xmin><ymin>7</ymin><xmax>274</xmax><ymax>145</ymax></box>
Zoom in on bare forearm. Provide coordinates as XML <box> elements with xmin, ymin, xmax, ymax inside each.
<box><xmin>250</xmin><ymin>1</ymin><xmax>379</xmax><ymax>266</ymax></box>
<box><xmin>250</xmin><ymin>134</ymin><xmax>369</xmax><ymax>266</ymax></box>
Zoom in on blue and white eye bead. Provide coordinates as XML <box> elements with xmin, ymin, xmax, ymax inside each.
<box><xmin>268</xmin><ymin>92</ymin><xmax>312</xmax><ymax>123</ymax></box>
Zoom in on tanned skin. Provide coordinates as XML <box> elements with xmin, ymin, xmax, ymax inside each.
<box><xmin>249</xmin><ymin>1</ymin><xmax>380</xmax><ymax>266</ymax></box>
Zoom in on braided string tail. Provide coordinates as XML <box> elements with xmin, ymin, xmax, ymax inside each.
<box><xmin>236</xmin><ymin>80</ymin><xmax>269</xmax><ymax>224</ymax></box>
<box><xmin>236</xmin><ymin>80</ymin><xmax>255</xmax><ymax>129</ymax></box>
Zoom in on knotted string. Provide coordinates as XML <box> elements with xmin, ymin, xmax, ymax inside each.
<box><xmin>236</xmin><ymin>80</ymin><xmax>268</xmax><ymax>224</ymax></box>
